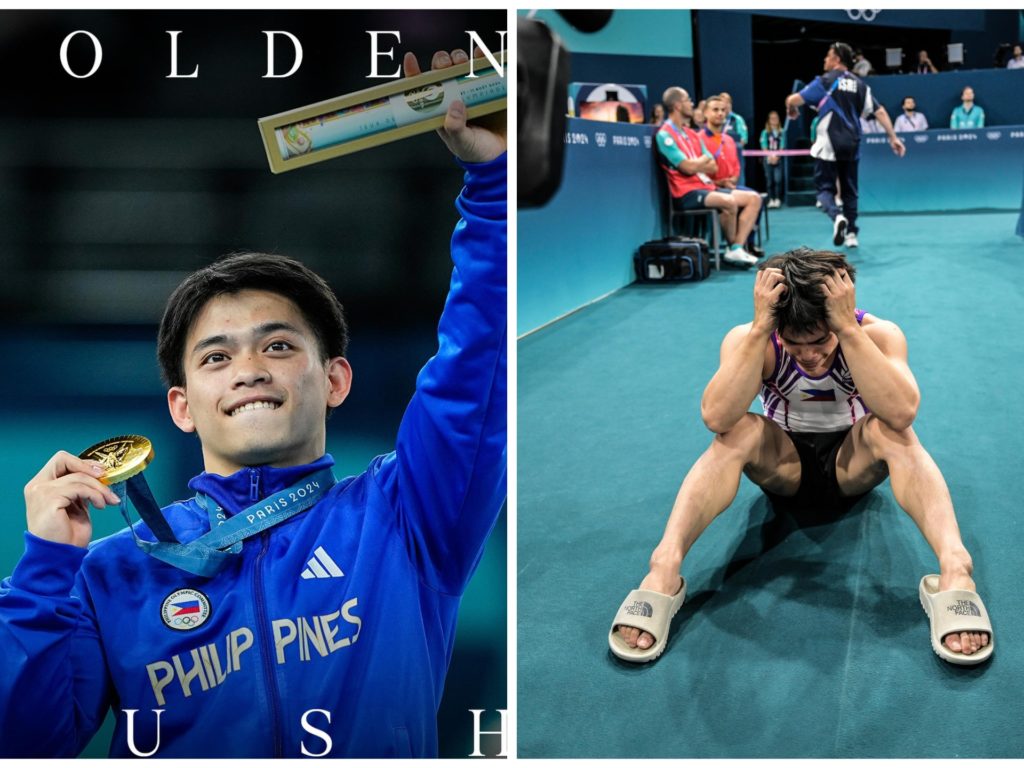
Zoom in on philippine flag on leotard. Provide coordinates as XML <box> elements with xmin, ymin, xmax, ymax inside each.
<box><xmin>800</xmin><ymin>388</ymin><xmax>836</xmax><ymax>402</ymax></box>
<box><xmin>171</xmin><ymin>599</ymin><xmax>202</xmax><ymax>615</ymax></box>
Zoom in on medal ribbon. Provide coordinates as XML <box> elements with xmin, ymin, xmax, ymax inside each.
<box><xmin>113</xmin><ymin>467</ymin><xmax>336</xmax><ymax>578</ymax></box>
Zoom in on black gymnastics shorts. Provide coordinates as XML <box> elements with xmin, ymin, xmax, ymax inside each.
<box><xmin>763</xmin><ymin>428</ymin><xmax>866</xmax><ymax>520</ymax></box>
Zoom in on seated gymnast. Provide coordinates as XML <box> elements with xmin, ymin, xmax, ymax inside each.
<box><xmin>609</xmin><ymin>248</ymin><xmax>993</xmax><ymax>666</ymax></box>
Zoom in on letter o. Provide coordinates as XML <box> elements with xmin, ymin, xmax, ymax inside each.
<box><xmin>60</xmin><ymin>30</ymin><xmax>102</xmax><ymax>78</ymax></box>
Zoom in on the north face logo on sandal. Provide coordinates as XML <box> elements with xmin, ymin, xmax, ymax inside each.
<box><xmin>625</xmin><ymin>601</ymin><xmax>653</xmax><ymax>617</ymax></box>
<box><xmin>947</xmin><ymin>600</ymin><xmax>981</xmax><ymax>617</ymax></box>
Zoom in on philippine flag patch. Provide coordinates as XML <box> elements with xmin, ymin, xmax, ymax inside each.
<box><xmin>161</xmin><ymin>588</ymin><xmax>212</xmax><ymax>631</ymax></box>
<box><xmin>800</xmin><ymin>388</ymin><xmax>836</xmax><ymax>402</ymax></box>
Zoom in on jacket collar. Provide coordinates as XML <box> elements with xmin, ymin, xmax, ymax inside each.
<box><xmin>188</xmin><ymin>454</ymin><xmax>335</xmax><ymax>515</ymax></box>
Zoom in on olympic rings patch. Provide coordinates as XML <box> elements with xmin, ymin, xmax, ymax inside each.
<box><xmin>161</xmin><ymin>588</ymin><xmax>212</xmax><ymax>632</ymax></box>
<box><xmin>846</xmin><ymin>9</ymin><xmax>881</xmax><ymax>22</ymax></box>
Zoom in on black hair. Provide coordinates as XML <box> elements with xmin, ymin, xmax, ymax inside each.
<box><xmin>832</xmin><ymin>42</ymin><xmax>855</xmax><ymax>68</ymax></box>
<box><xmin>156</xmin><ymin>252</ymin><xmax>348</xmax><ymax>389</ymax></box>
<box><xmin>757</xmin><ymin>247</ymin><xmax>856</xmax><ymax>336</ymax></box>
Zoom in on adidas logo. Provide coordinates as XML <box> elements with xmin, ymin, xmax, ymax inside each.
<box><xmin>300</xmin><ymin>546</ymin><xmax>345</xmax><ymax>580</ymax></box>
<box><xmin>625</xmin><ymin>600</ymin><xmax>653</xmax><ymax>617</ymax></box>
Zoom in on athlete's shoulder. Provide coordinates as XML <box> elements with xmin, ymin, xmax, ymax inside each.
<box><xmin>862</xmin><ymin>315</ymin><xmax>909</xmax><ymax>352</ymax></box>
<box><xmin>721</xmin><ymin>322</ymin><xmax>775</xmax><ymax>370</ymax></box>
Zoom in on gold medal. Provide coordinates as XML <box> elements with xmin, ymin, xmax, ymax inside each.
<box><xmin>79</xmin><ymin>435</ymin><xmax>154</xmax><ymax>485</ymax></box>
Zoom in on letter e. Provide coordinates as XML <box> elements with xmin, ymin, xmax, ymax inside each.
<box><xmin>366</xmin><ymin>31</ymin><xmax>401</xmax><ymax>78</ymax></box>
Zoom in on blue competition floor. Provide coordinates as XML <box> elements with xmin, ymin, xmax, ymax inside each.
<box><xmin>517</xmin><ymin>208</ymin><xmax>1024</xmax><ymax>758</ymax></box>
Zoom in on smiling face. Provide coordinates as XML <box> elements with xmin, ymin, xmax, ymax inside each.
<box><xmin>167</xmin><ymin>289</ymin><xmax>351</xmax><ymax>475</ymax></box>
<box><xmin>778</xmin><ymin>325</ymin><xmax>839</xmax><ymax>377</ymax></box>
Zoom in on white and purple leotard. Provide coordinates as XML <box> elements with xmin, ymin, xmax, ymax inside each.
<box><xmin>759</xmin><ymin>309</ymin><xmax>870</xmax><ymax>433</ymax></box>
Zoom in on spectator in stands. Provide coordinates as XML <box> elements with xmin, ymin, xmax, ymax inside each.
<box><xmin>1006</xmin><ymin>43</ymin><xmax>1024</xmax><ymax>70</ymax></box>
<box><xmin>693</xmin><ymin>99</ymin><xmax>707</xmax><ymax>130</ymax></box>
<box><xmin>649</xmin><ymin>103</ymin><xmax>665</xmax><ymax>125</ymax></box>
<box><xmin>894</xmin><ymin>96</ymin><xmax>929</xmax><ymax>132</ymax></box>
<box><xmin>719</xmin><ymin>92</ymin><xmax>748</xmax><ymax>147</ymax></box>
<box><xmin>759</xmin><ymin>110</ymin><xmax>785</xmax><ymax>208</ymax></box>
<box><xmin>916</xmin><ymin>50</ymin><xmax>939</xmax><ymax>74</ymax></box>
<box><xmin>702</xmin><ymin>95</ymin><xmax>742</xmax><ymax>188</ymax></box>
<box><xmin>853</xmin><ymin>49</ymin><xmax>873</xmax><ymax>77</ymax></box>
<box><xmin>950</xmin><ymin>86</ymin><xmax>985</xmax><ymax>129</ymax></box>
<box><xmin>655</xmin><ymin>86</ymin><xmax>761</xmax><ymax>267</ymax></box>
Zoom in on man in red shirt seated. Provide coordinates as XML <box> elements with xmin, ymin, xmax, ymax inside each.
<box><xmin>655</xmin><ymin>86</ymin><xmax>762</xmax><ymax>267</ymax></box>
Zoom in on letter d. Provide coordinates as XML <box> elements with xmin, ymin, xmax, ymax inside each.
<box><xmin>123</xmin><ymin>709</ymin><xmax>164</xmax><ymax>757</ymax></box>
<box><xmin>263</xmin><ymin>31</ymin><xmax>303</xmax><ymax>78</ymax></box>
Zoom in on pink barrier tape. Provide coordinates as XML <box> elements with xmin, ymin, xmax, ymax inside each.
<box><xmin>743</xmin><ymin>149</ymin><xmax>812</xmax><ymax>157</ymax></box>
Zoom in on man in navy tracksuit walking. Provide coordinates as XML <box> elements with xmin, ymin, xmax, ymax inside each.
<box><xmin>0</xmin><ymin>48</ymin><xmax>507</xmax><ymax>758</ymax></box>
<box><xmin>786</xmin><ymin>42</ymin><xmax>905</xmax><ymax>248</ymax></box>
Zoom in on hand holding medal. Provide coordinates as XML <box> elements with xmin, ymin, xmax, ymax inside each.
<box><xmin>22</xmin><ymin>446</ymin><xmax>125</xmax><ymax>549</ymax></box>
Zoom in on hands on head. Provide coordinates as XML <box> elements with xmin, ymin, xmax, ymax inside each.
<box><xmin>821</xmin><ymin>268</ymin><xmax>858</xmax><ymax>334</ymax></box>
<box><xmin>752</xmin><ymin>267</ymin><xmax>787</xmax><ymax>334</ymax></box>
<box><xmin>753</xmin><ymin>266</ymin><xmax>857</xmax><ymax>335</ymax></box>
<box><xmin>402</xmin><ymin>48</ymin><xmax>506</xmax><ymax>164</ymax></box>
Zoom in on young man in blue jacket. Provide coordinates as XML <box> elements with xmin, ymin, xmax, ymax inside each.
<box><xmin>0</xmin><ymin>48</ymin><xmax>506</xmax><ymax>758</ymax></box>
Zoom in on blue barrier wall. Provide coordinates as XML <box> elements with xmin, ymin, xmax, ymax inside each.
<box><xmin>519</xmin><ymin>121</ymin><xmax>1024</xmax><ymax>332</ymax></box>
<box><xmin>861</xmin><ymin>125</ymin><xmax>1024</xmax><ymax>212</ymax></box>
<box><xmin>865</xmin><ymin>69</ymin><xmax>1024</xmax><ymax>129</ymax></box>
<box><xmin>518</xmin><ymin>119</ymin><xmax>661</xmax><ymax>335</ymax></box>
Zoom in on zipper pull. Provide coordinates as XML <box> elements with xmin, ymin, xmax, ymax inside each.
<box><xmin>249</xmin><ymin>467</ymin><xmax>260</xmax><ymax>502</ymax></box>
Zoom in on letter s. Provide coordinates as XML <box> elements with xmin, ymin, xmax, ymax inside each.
<box><xmin>300</xmin><ymin>709</ymin><xmax>332</xmax><ymax>757</ymax></box>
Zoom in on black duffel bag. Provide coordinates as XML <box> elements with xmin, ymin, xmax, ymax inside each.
<box><xmin>634</xmin><ymin>236</ymin><xmax>711</xmax><ymax>282</ymax></box>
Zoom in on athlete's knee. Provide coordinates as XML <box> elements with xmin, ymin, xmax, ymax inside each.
<box><xmin>710</xmin><ymin>413</ymin><xmax>768</xmax><ymax>459</ymax></box>
<box><xmin>860</xmin><ymin>414</ymin><xmax>918</xmax><ymax>458</ymax></box>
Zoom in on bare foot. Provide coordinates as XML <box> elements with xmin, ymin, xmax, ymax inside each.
<box><xmin>938</xmin><ymin>571</ymin><xmax>990</xmax><ymax>655</ymax></box>
<box><xmin>615</xmin><ymin>571</ymin><xmax>683</xmax><ymax>651</ymax></box>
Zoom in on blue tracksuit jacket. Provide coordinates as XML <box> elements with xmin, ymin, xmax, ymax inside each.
<box><xmin>0</xmin><ymin>153</ymin><xmax>507</xmax><ymax>758</ymax></box>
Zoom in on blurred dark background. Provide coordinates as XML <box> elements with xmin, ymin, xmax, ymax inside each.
<box><xmin>0</xmin><ymin>10</ymin><xmax>507</xmax><ymax>759</ymax></box>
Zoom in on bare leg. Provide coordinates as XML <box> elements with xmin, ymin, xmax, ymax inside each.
<box><xmin>731</xmin><ymin>190</ymin><xmax>762</xmax><ymax>245</ymax></box>
<box><xmin>836</xmin><ymin>415</ymin><xmax>989</xmax><ymax>655</ymax></box>
<box><xmin>704</xmin><ymin>191</ymin><xmax>738</xmax><ymax>244</ymax></box>
<box><xmin>617</xmin><ymin>414</ymin><xmax>800</xmax><ymax>650</ymax></box>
